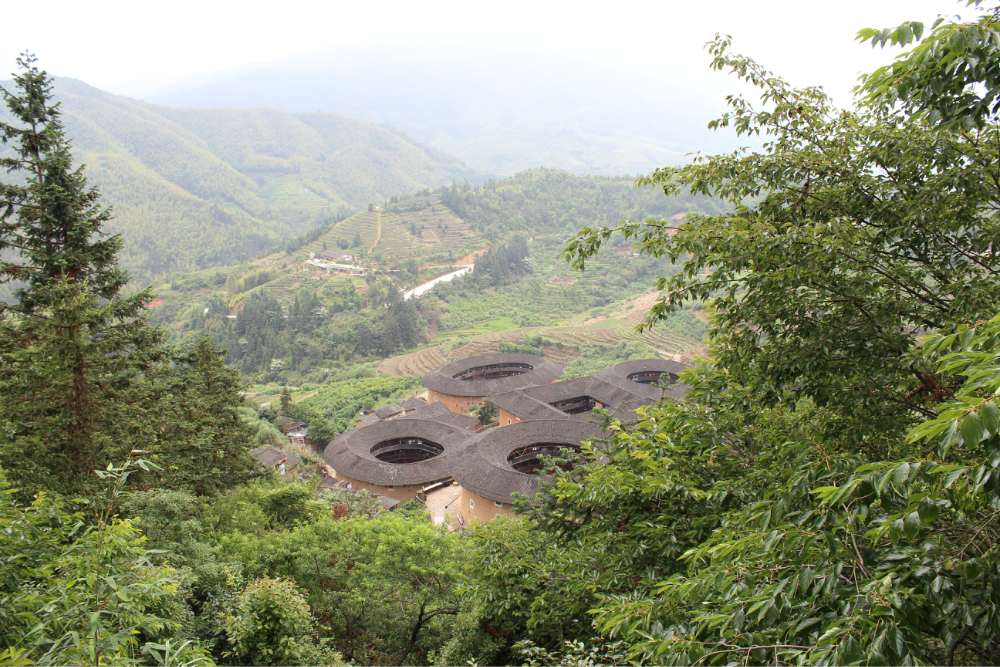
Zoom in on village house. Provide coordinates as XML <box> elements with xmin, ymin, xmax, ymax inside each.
<box><xmin>251</xmin><ymin>446</ymin><xmax>302</xmax><ymax>478</ymax></box>
<box><xmin>279</xmin><ymin>416</ymin><xmax>310</xmax><ymax>446</ymax></box>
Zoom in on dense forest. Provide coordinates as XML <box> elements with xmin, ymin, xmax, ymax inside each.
<box><xmin>4</xmin><ymin>3</ymin><xmax>1000</xmax><ymax>666</ymax></box>
<box><xmin>437</xmin><ymin>168</ymin><xmax>726</xmax><ymax>236</ymax></box>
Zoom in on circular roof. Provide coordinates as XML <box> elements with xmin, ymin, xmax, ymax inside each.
<box><xmin>452</xmin><ymin>420</ymin><xmax>600</xmax><ymax>504</ymax></box>
<box><xmin>421</xmin><ymin>353</ymin><xmax>563</xmax><ymax>398</ymax></box>
<box><xmin>593</xmin><ymin>358</ymin><xmax>690</xmax><ymax>402</ymax></box>
<box><xmin>324</xmin><ymin>418</ymin><xmax>472</xmax><ymax>486</ymax></box>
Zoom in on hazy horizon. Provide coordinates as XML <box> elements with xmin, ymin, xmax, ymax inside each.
<box><xmin>4</xmin><ymin>0</ymin><xmax>950</xmax><ymax>106</ymax></box>
<box><xmin>0</xmin><ymin>0</ymin><xmax>963</xmax><ymax>176</ymax></box>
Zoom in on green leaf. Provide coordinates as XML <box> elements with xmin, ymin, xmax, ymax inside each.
<box><xmin>904</xmin><ymin>511</ymin><xmax>921</xmax><ymax>540</ymax></box>
<box><xmin>917</xmin><ymin>496</ymin><xmax>939</xmax><ymax>524</ymax></box>
<box><xmin>894</xmin><ymin>463</ymin><xmax>911</xmax><ymax>488</ymax></box>
<box><xmin>963</xmin><ymin>413</ymin><xmax>985</xmax><ymax>445</ymax></box>
<box><xmin>889</xmin><ymin>517</ymin><xmax>905</xmax><ymax>542</ymax></box>
<box><xmin>943</xmin><ymin>467</ymin><xmax>967</xmax><ymax>489</ymax></box>
<box><xmin>983</xmin><ymin>402</ymin><xmax>999</xmax><ymax>434</ymax></box>
<box><xmin>963</xmin><ymin>558</ymin><xmax>985</xmax><ymax>581</ymax></box>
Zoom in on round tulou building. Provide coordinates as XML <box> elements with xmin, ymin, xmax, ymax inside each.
<box><xmin>324</xmin><ymin>357</ymin><xmax>689</xmax><ymax>524</ymax></box>
<box><xmin>421</xmin><ymin>353</ymin><xmax>563</xmax><ymax>414</ymax></box>
<box><xmin>324</xmin><ymin>418</ymin><xmax>473</xmax><ymax>502</ymax></box>
<box><xmin>592</xmin><ymin>358</ymin><xmax>690</xmax><ymax>402</ymax></box>
<box><xmin>451</xmin><ymin>420</ymin><xmax>600</xmax><ymax>524</ymax></box>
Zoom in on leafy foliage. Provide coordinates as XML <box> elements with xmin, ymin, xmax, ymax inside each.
<box><xmin>858</xmin><ymin>1</ymin><xmax>1000</xmax><ymax>129</ymax></box>
<box><xmin>565</xmin><ymin>35</ymin><xmax>1000</xmax><ymax>441</ymax></box>
<box><xmin>0</xmin><ymin>460</ymin><xmax>212</xmax><ymax>667</ymax></box>
<box><xmin>224</xmin><ymin>576</ymin><xmax>342</xmax><ymax>666</ymax></box>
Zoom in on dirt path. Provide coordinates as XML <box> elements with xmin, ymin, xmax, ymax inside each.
<box><xmin>294</xmin><ymin>391</ymin><xmax>318</xmax><ymax>403</ymax></box>
<box><xmin>367</xmin><ymin>212</ymin><xmax>382</xmax><ymax>254</ymax></box>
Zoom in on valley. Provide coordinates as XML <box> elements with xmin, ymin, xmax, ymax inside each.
<box><xmin>5</xmin><ymin>4</ymin><xmax>998</xmax><ymax>663</ymax></box>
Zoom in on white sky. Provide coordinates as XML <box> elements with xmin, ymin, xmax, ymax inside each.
<box><xmin>0</xmin><ymin>0</ymin><xmax>958</xmax><ymax>106</ymax></box>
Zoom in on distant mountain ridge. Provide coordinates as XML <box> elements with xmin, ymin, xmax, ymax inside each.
<box><xmin>1</xmin><ymin>77</ymin><xmax>483</xmax><ymax>286</ymax></box>
<box><xmin>144</xmin><ymin>46</ymin><xmax>734</xmax><ymax>176</ymax></box>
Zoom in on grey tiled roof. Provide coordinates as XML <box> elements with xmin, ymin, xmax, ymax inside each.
<box><xmin>399</xmin><ymin>397</ymin><xmax>428</xmax><ymax>411</ymax></box>
<box><xmin>421</xmin><ymin>353</ymin><xmax>563</xmax><ymax>397</ymax></box>
<box><xmin>451</xmin><ymin>420</ymin><xmax>601</xmax><ymax>504</ymax></box>
<box><xmin>251</xmin><ymin>446</ymin><xmax>302</xmax><ymax>475</ymax></box>
<box><xmin>374</xmin><ymin>403</ymin><xmax>405</xmax><ymax>419</ymax></box>
<box><xmin>407</xmin><ymin>400</ymin><xmax>481</xmax><ymax>429</ymax></box>
<box><xmin>318</xmin><ymin>476</ymin><xmax>342</xmax><ymax>489</ymax></box>
<box><xmin>489</xmin><ymin>359</ymin><xmax>690</xmax><ymax>422</ymax></box>
<box><xmin>593</xmin><ymin>359</ymin><xmax>690</xmax><ymax>402</ymax></box>
<box><xmin>432</xmin><ymin>411</ymin><xmax>482</xmax><ymax>431</ymax></box>
<box><xmin>378</xmin><ymin>496</ymin><xmax>402</xmax><ymax>511</ymax></box>
<box><xmin>279</xmin><ymin>416</ymin><xmax>307</xmax><ymax>431</ymax></box>
<box><xmin>323</xmin><ymin>418</ymin><xmax>475</xmax><ymax>486</ymax></box>
<box><xmin>357</xmin><ymin>398</ymin><xmax>481</xmax><ymax>429</ymax></box>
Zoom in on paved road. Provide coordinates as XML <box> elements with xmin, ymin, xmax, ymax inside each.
<box><xmin>402</xmin><ymin>265</ymin><xmax>473</xmax><ymax>300</ymax></box>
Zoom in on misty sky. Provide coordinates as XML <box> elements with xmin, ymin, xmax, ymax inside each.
<box><xmin>1</xmin><ymin>0</ymin><xmax>955</xmax><ymax>108</ymax></box>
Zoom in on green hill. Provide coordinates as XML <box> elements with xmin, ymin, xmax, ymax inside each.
<box><xmin>0</xmin><ymin>77</ymin><xmax>482</xmax><ymax>286</ymax></box>
<box><xmin>147</xmin><ymin>169</ymin><xmax>723</xmax><ymax>386</ymax></box>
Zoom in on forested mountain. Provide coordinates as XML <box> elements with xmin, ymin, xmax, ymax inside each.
<box><xmin>145</xmin><ymin>46</ymin><xmax>734</xmax><ymax>176</ymax></box>
<box><xmin>0</xmin><ymin>77</ymin><xmax>482</xmax><ymax>285</ymax></box>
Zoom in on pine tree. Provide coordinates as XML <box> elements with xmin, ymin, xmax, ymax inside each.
<box><xmin>0</xmin><ymin>54</ymin><xmax>165</xmax><ymax>496</ymax></box>
<box><xmin>1</xmin><ymin>54</ymin><xmax>132</xmax><ymax>312</ymax></box>
<box><xmin>155</xmin><ymin>336</ymin><xmax>262</xmax><ymax>495</ymax></box>
<box><xmin>0</xmin><ymin>55</ymin><xmax>260</xmax><ymax>497</ymax></box>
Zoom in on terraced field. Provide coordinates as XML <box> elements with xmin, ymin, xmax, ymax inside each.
<box><xmin>238</xmin><ymin>274</ymin><xmax>316</xmax><ymax>306</ymax></box>
<box><xmin>234</xmin><ymin>271</ymin><xmax>358</xmax><ymax>308</ymax></box>
<box><xmin>249</xmin><ymin>200</ymin><xmax>488</xmax><ymax>295</ymax></box>
<box><xmin>377</xmin><ymin>205</ymin><xmax>485</xmax><ymax>261</ymax></box>
<box><xmin>377</xmin><ymin>317</ymin><xmax>702</xmax><ymax>377</ymax></box>
<box><xmin>377</xmin><ymin>345</ymin><xmax>451</xmax><ymax>377</ymax></box>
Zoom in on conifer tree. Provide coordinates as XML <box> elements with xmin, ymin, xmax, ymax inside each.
<box><xmin>154</xmin><ymin>336</ymin><xmax>262</xmax><ymax>495</ymax></box>
<box><xmin>0</xmin><ymin>55</ymin><xmax>260</xmax><ymax>497</ymax></box>
<box><xmin>0</xmin><ymin>54</ymin><xmax>134</xmax><ymax>312</ymax></box>
<box><xmin>0</xmin><ymin>54</ymin><xmax>166</xmax><ymax>496</ymax></box>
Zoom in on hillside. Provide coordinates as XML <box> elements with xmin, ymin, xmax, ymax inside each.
<box><xmin>149</xmin><ymin>169</ymin><xmax>721</xmax><ymax>386</ymax></box>
<box><xmin>0</xmin><ymin>77</ymin><xmax>482</xmax><ymax>286</ymax></box>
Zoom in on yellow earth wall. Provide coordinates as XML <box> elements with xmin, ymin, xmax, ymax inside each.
<box><xmin>497</xmin><ymin>408</ymin><xmax>523</xmax><ymax>427</ymax></box>
<box><xmin>331</xmin><ymin>473</ymin><xmax>425</xmax><ymax>502</ymax></box>
<box><xmin>428</xmin><ymin>389</ymin><xmax>484</xmax><ymax>414</ymax></box>
<box><xmin>459</xmin><ymin>487</ymin><xmax>516</xmax><ymax>524</ymax></box>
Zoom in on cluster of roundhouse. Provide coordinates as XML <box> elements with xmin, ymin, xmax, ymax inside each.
<box><xmin>323</xmin><ymin>353</ymin><xmax>688</xmax><ymax>526</ymax></box>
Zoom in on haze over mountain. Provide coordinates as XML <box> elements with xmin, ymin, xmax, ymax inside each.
<box><xmin>1</xmin><ymin>77</ymin><xmax>481</xmax><ymax>286</ymax></box>
<box><xmin>146</xmin><ymin>46</ymin><xmax>736</xmax><ymax>176</ymax></box>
